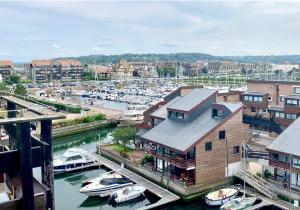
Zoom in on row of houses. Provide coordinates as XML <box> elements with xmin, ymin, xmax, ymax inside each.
<box><xmin>136</xmin><ymin>80</ymin><xmax>300</xmax><ymax>197</ymax></box>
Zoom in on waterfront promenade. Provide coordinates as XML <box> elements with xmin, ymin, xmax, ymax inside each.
<box><xmin>92</xmin><ymin>153</ymin><xmax>180</xmax><ymax>210</ymax></box>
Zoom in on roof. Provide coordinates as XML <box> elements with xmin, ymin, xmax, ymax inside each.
<box><xmin>285</xmin><ymin>95</ymin><xmax>300</xmax><ymax>100</ymax></box>
<box><xmin>0</xmin><ymin>60</ymin><xmax>13</xmax><ymax>67</ymax></box>
<box><xmin>56</xmin><ymin>59</ymin><xmax>81</xmax><ymax>66</ymax></box>
<box><xmin>143</xmin><ymin>102</ymin><xmax>242</xmax><ymax>152</ymax></box>
<box><xmin>268</xmin><ymin>106</ymin><xmax>284</xmax><ymax>112</ymax></box>
<box><xmin>151</xmin><ymin>96</ymin><xmax>181</xmax><ymax>119</ymax></box>
<box><xmin>167</xmin><ymin>88</ymin><xmax>216</xmax><ymax>112</ymax></box>
<box><xmin>218</xmin><ymin>102</ymin><xmax>243</xmax><ymax>112</ymax></box>
<box><xmin>267</xmin><ymin>117</ymin><xmax>300</xmax><ymax>157</ymax></box>
<box><xmin>243</xmin><ymin>91</ymin><xmax>267</xmax><ymax>96</ymax></box>
<box><xmin>31</xmin><ymin>60</ymin><xmax>53</xmax><ymax>67</ymax></box>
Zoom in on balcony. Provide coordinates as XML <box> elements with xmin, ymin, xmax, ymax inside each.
<box><xmin>269</xmin><ymin>158</ymin><xmax>290</xmax><ymax>170</ymax></box>
<box><xmin>145</xmin><ymin>149</ymin><xmax>195</xmax><ymax>169</ymax></box>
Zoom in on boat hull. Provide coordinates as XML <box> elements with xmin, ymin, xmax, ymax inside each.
<box><xmin>205</xmin><ymin>188</ymin><xmax>239</xmax><ymax>206</ymax></box>
<box><xmin>80</xmin><ymin>183</ymin><xmax>134</xmax><ymax>197</ymax></box>
<box><xmin>54</xmin><ymin>161</ymin><xmax>95</xmax><ymax>175</ymax></box>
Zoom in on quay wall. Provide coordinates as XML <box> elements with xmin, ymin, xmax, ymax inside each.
<box><xmin>52</xmin><ymin>120</ymin><xmax>116</xmax><ymax>139</ymax></box>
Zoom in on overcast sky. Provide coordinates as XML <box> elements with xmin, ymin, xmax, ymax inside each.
<box><xmin>1</xmin><ymin>0</ymin><xmax>300</xmax><ymax>61</ymax></box>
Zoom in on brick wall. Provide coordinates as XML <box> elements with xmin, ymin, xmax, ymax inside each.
<box><xmin>195</xmin><ymin>109</ymin><xmax>249</xmax><ymax>185</ymax></box>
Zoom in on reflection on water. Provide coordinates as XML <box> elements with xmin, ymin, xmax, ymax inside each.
<box><xmin>53</xmin><ymin>128</ymin><xmax>156</xmax><ymax>210</ymax></box>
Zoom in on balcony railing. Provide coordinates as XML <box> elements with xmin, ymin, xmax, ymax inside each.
<box><xmin>269</xmin><ymin>158</ymin><xmax>290</xmax><ymax>170</ymax></box>
<box><xmin>145</xmin><ymin>149</ymin><xmax>195</xmax><ymax>169</ymax></box>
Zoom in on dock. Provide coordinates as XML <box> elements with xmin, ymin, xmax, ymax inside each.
<box><xmin>92</xmin><ymin>153</ymin><xmax>180</xmax><ymax>210</ymax></box>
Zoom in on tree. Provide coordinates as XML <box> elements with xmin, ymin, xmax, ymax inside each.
<box><xmin>112</xmin><ymin>127</ymin><xmax>136</xmax><ymax>151</ymax></box>
<box><xmin>241</xmin><ymin>68</ymin><xmax>246</xmax><ymax>75</ymax></box>
<box><xmin>0</xmin><ymin>83</ymin><xmax>9</xmax><ymax>93</ymax></box>
<box><xmin>4</xmin><ymin>74</ymin><xmax>21</xmax><ymax>85</ymax></box>
<box><xmin>14</xmin><ymin>84</ymin><xmax>27</xmax><ymax>96</ymax></box>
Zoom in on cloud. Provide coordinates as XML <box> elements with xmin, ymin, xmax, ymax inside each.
<box><xmin>160</xmin><ymin>43</ymin><xmax>179</xmax><ymax>48</ymax></box>
<box><xmin>51</xmin><ymin>43</ymin><xmax>61</xmax><ymax>49</ymax></box>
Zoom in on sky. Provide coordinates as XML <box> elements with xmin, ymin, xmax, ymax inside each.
<box><xmin>1</xmin><ymin>0</ymin><xmax>300</xmax><ymax>62</ymax></box>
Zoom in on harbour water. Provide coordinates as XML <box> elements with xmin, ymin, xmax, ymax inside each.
<box><xmin>48</xmin><ymin>128</ymin><xmax>213</xmax><ymax>210</ymax></box>
<box><xmin>52</xmin><ymin>128</ymin><xmax>159</xmax><ymax>210</ymax></box>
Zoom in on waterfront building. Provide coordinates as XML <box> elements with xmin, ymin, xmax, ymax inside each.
<box><xmin>29</xmin><ymin>59</ymin><xmax>83</xmax><ymax>82</ymax></box>
<box><xmin>29</xmin><ymin>60</ymin><xmax>54</xmax><ymax>82</ymax></box>
<box><xmin>0</xmin><ymin>60</ymin><xmax>13</xmax><ymax>78</ymax></box>
<box><xmin>207</xmin><ymin>61</ymin><xmax>240</xmax><ymax>74</ymax></box>
<box><xmin>111</xmin><ymin>60</ymin><xmax>134</xmax><ymax>80</ymax></box>
<box><xmin>271</xmin><ymin>64</ymin><xmax>299</xmax><ymax>72</ymax></box>
<box><xmin>243</xmin><ymin>80</ymin><xmax>300</xmax><ymax>133</ymax></box>
<box><xmin>266</xmin><ymin>117</ymin><xmax>300</xmax><ymax>193</ymax></box>
<box><xmin>89</xmin><ymin>64</ymin><xmax>112</xmax><ymax>79</ymax></box>
<box><xmin>140</xmin><ymin>87</ymin><xmax>249</xmax><ymax>195</ymax></box>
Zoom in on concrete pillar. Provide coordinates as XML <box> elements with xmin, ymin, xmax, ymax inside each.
<box><xmin>40</xmin><ymin>120</ymin><xmax>54</xmax><ymax>210</ymax></box>
<box><xmin>17</xmin><ymin>122</ymin><xmax>34</xmax><ymax>210</ymax></box>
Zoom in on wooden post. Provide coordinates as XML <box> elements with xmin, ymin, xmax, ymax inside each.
<box><xmin>17</xmin><ymin>122</ymin><xmax>34</xmax><ymax>210</ymax></box>
<box><xmin>7</xmin><ymin>101</ymin><xmax>17</xmax><ymax>150</ymax></box>
<box><xmin>40</xmin><ymin>120</ymin><xmax>54</xmax><ymax>210</ymax></box>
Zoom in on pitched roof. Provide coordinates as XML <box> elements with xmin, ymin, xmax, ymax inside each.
<box><xmin>151</xmin><ymin>96</ymin><xmax>181</xmax><ymax>119</ymax></box>
<box><xmin>267</xmin><ymin>117</ymin><xmax>300</xmax><ymax>157</ymax></box>
<box><xmin>167</xmin><ymin>88</ymin><xmax>217</xmax><ymax>112</ymax></box>
<box><xmin>142</xmin><ymin>102</ymin><xmax>242</xmax><ymax>152</ymax></box>
<box><xmin>0</xmin><ymin>60</ymin><xmax>13</xmax><ymax>67</ymax></box>
<box><xmin>56</xmin><ymin>59</ymin><xmax>81</xmax><ymax>66</ymax></box>
<box><xmin>31</xmin><ymin>60</ymin><xmax>53</xmax><ymax>67</ymax></box>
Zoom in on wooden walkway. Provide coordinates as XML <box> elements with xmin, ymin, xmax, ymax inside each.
<box><xmin>92</xmin><ymin>153</ymin><xmax>180</xmax><ymax>210</ymax></box>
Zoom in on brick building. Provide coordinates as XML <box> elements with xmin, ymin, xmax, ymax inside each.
<box><xmin>242</xmin><ymin>80</ymin><xmax>300</xmax><ymax>132</ymax></box>
<box><xmin>140</xmin><ymin>88</ymin><xmax>249</xmax><ymax>195</ymax></box>
<box><xmin>0</xmin><ymin>60</ymin><xmax>13</xmax><ymax>78</ymax></box>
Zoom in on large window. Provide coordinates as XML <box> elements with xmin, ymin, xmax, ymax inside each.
<box><xmin>286</xmin><ymin>99</ymin><xmax>298</xmax><ymax>106</ymax></box>
<box><xmin>286</xmin><ymin>113</ymin><xmax>297</xmax><ymax>120</ymax></box>
<box><xmin>244</xmin><ymin>95</ymin><xmax>249</xmax><ymax>101</ymax></box>
<box><xmin>213</xmin><ymin>109</ymin><xmax>223</xmax><ymax>118</ymax></box>
<box><xmin>253</xmin><ymin>96</ymin><xmax>263</xmax><ymax>102</ymax></box>
<box><xmin>219</xmin><ymin>130</ymin><xmax>226</xmax><ymax>140</ymax></box>
<box><xmin>205</xmin><ymin>142</ymin><xmax>212</xmax><ymax>151</ymax></box>
<box><xmin>279</xmin><ymin>96</ymin><xmax>285</xmax><ymax>102</ymax></box>
<box><xmin>176</xmin><ymin>112</ymin><xmax>184</xmax><ymax>119</ymax></box>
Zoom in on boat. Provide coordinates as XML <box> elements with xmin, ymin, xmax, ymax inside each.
<box><xmin>79</xmin><ymin>171</ymin><xmax>133</xmax><ymax>197</ymax></box>
<box><xmin>220</xmin><ymin>143</ymin><xmax>256</xmax><ymax>210</ymax></box>
<box><xmin>109</xmin><ymin>185</ymin><xmax>146</xmax><ymax>203</ymax></box>
<box><xmin>205</xmin><ymin>187</ymin><xmax>240</xmax><ymax>206</ymax></box>
<box><xmin>53</xmin><ymin>148</ymin><xmax>95</xmax><ymax>174</ymax></box>
<box><xmin>220</xmin><ymin>196</ymin><xmax>257</xmax><ymax>210</ymax></box>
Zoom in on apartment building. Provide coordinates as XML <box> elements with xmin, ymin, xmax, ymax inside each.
<box><xmin>243</xmin><ymin>80</ymin><xmax>300</xmax><ymax>132</ymax></box>
<box><xmin>207</xmin><ymin>61</ymin><xmax>240</xmax><ymax>74</ymax></box>
<box><xmin>29</xmin><ymin>59</ymin><xmax>83</xmax><ymax>82</ymax></box>
<box><xmin>0</xmin><ymin>60</ymin><xmax>13</xmax><ymax>78</ymax></box>
<box><xmin>266</xmin><ymin>117</ymin><xmax>300</xmax><ymax>191</ymax></box>
<box><xmin>140</xmin><ymin>88</ymin><xmax>248</xmax><ymax>195</ymax></box>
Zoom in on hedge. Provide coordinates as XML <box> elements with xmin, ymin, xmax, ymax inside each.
<box><xmin>53</xmin><ymin>113</ymin><xmax>106</xmax><ymax>128</ymax></box>
<box><xmin>31</xmin><ymin>98</ymin><xmax>82</xmax><ymax>113</ymax></box>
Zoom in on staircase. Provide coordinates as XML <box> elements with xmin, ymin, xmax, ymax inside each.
<box><xmin>242</xmin><ymin>143</ymin><xmax>269</xmax><ymax>160</ymax></box>
<box><xmin>236</xmin><ymin>170</ymin><xmax>278</xmax><ymax>199</ymax></box>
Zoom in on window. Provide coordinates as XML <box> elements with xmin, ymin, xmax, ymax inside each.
<box><xmin>205</xmin><ymin>142</ymin><xmax>212</xmax><ymax>151</ymax></box>
<box><xmin>219</xmin><ymin>130</ymin><xmax>226</xmax><ymax>140</ymax></box>
<box><xmin>294</xmin><ymin>87</ymin><xmax>300</xmax><ymax>94</ymax></box>
<box><xmin>251</xmin><ymin>107</ymin><xmax>256</xmax><ymax>112</ymax></box>
<box><xmin>279</xmin><ymin>96</ymin><xmax>285</xmax><ymax>102</ymax></box>
<box><xmin>280</xmin><ymin>112</ymin><xmax>285</xmax><ymax>119</ymax></box>
<box><xmin>275</xmin><ymin>112</ymin><xmax>280</xmax><ymax>118</ymax></box>
<box><xmin>286</xmin><ymin>113</ymin><xmax>297</xmax><ymax>120</ymax></box>
<box><xmin>176</xmin><ymin>112</ymin><xmax>184</xmax><ymax>119</ymax></box>
<box><xmin>286</xmin><ymin>99</ymin><xmax>298</xmax><ymax>106</ymax></box>
<box><xmin>248</xmin><ymin>96</ymin><xmax>253</xmax><ymax>101</ymax></box>
<box><xmin>244</xmin><ymin>95</ymin><xmax>249</xmax><ymax>101</ymax></box>
<box><xmin>233</xmin><ymin>146</ymin><xmax>240</xmax><ymax>154</ymax></box>
<box><xmin>268</xmin><ymin>96</ymin><xmax>272</xmax><ymax>102</ymax></box>
<box><xmin>213</xmin><ymin>109</ymin><xmax>223</xmax><ymax>118</ymax></box>
<box><xmin>253</xmin><ymin>96</ymin><xmax>263</xmax><ymax>102</ymax></box>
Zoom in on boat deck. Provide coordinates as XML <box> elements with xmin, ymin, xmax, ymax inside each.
<box><xmin>92</xmin><ymin>153</ymin><xmax>180</xmax><ymax>210</ymax></box>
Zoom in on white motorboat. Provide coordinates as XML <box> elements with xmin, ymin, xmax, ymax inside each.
<box><xmin>0</xmin><ymin>192</ymin><xmax>10</xmax><ymax>203</ymax></box>
<box><xmin>109</xmin><ymin>185</ymin><xmax>146</xmax><ymax>203</ymax></box>
<box><xmin>53</xmin><ymin>148</ymin><xmax>95</xmax><ymax>174</ymax></box>
<box><xmin>79</xmin><ymin>171</ymin><xmax>133</xmax><ymax>197</ymax></box>
<box><xmin>220</xmin><ymin>196</ymin><xmax>256</xmax><ymax>210</ymax></box>
<box><xmin>205</xmin><ymin>187</ymin><xmax>239</xmax><ymax>206</ymax></box>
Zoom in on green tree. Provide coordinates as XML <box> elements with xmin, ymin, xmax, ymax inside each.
<box><xmin>156</xmin><ymin>67</ymin><xmax>176</xmax><ymax>77</ymax></box>
<box><xmin>112</xmin><ymin>127</ymin><xmax>136</xmax><ymax>151</ymax></box>
<box><xmin>4</xmin><ymin>74</ymin><xmax>21</xmax><ymax>85</ymax></box>
<box><xmin>0</xmin><ymin>83</ymin><xmax>9</xmax><ymax>93</ymax></box>
<box><xmin>14</xmin><ymin>84</ymin><xmax>27</xmax><ymax>96</ymax></box>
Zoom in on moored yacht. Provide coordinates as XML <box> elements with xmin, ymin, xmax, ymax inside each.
<box><xmin>79</xmin><ymin>171</ymin><xmax>133</xmax><ymax>197</ymax></box>
<box><xmin>53</xmin><ymin>148</ymin><xmax>95</xmax><ymax>174</ymax></box>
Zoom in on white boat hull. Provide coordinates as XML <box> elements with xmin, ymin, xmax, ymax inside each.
<box><xmin>80</xmin><ymin>183</ymin><xmax>133</xmax><ymax>197</ymax></box>
<box><xmin>205</xmin><ymin>188</ymin><xmax>239</xmax><ymax>206</ymax></box>
<box><xmin>111</xmin><ymin>185</ymin><xmax>146</xmax><ymax>203</ymax></box>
